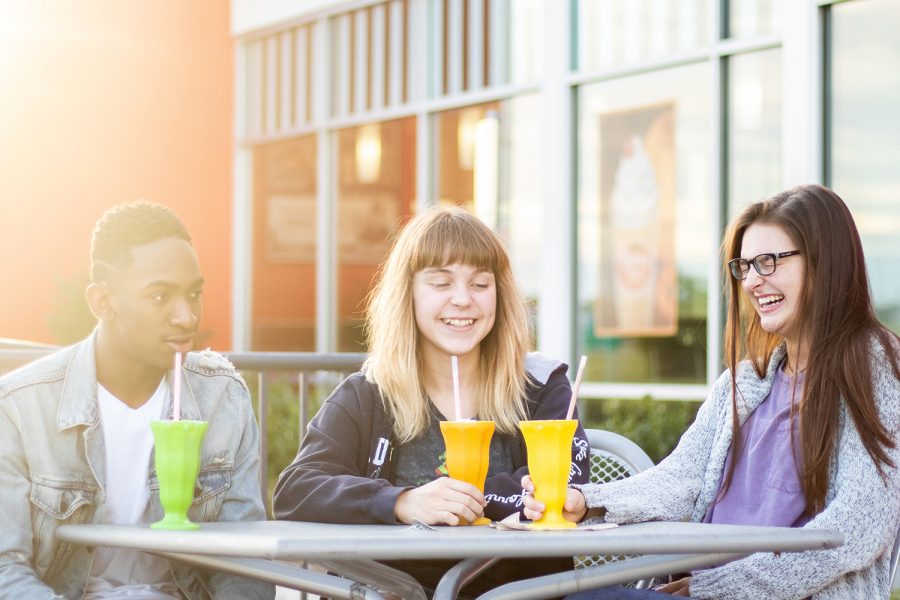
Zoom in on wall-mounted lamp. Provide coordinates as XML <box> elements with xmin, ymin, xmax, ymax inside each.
<box><xmin>355</xmin><ymin>123</ymin><xmax>382</xmax><ymax>183</ymax></box>
<box><xmin>457</xmin><ymin>108</ymin><xmax>482</xmax><ymax>171</ymax></box>
<box><xmin>473</xmin><ymin>111</ymin><xmax>499</xmax><ymax>230</ymax></box>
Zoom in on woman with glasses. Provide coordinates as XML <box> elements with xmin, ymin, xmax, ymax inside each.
<box><xmin>524</xmin><ymin>184</ymin><xmax>900</xmax><ymax>599</ymax></box>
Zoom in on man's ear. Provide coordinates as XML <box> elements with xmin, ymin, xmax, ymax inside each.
<box><xmin>86</xmin><ymin>282</ymin><xmax>115</xmax><ymax>322</ymax></box>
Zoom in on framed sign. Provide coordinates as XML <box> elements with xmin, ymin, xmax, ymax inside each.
<box><xmin>266</xmin><ymin>194</ymin><xmax>316</xmax><ymax>263</ymax></box>
<box><xmin>595</xmin><ymin>102</ymin><xmax>678</xmax><ymax>337</ymax></box>
<box><xmin>337</xmin><ymin>193</ymin><xmax>399</xmax><ymax>264</ymax></box>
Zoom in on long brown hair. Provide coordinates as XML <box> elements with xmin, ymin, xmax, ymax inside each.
<box><xmin>364</xmin><ymin>206</ymin><xmax>530</xmax><ymax>443</ymax></box>
<box><xmin>722</xmin><ymin>184</ymin><xmax>899</xmax><ymax>515</ymax></box>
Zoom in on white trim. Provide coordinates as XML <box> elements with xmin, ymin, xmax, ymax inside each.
<box><xmin>234</xmin><ymin>0</ymin><xmax>386</xmax><ymax>38</ymax></box>
<box><xmin>279</xmin><ymin>31</ymin><xmax>293</xmax><ymax>130</ymax></box>
<box><xmin>388</xmin><ymin>0</ymin><xmax>404</xmax><ymax>106</ymax></box>
<box><xmin>537</xmin><ymin>0</ymin><xmax>573</xmax><ymax>364</ymax></box>
<box><xmin>295</xmin><ymin>27</ymin><xmax>309</xmax><ymax>126</ymax></box>
<box><xmin>706</xmin><ymin>0</ymin><xmax>724</xmax><ymax>388</ymax></box>
<box><xmin>447</xmin><ymin>0</ymin><xmax>464</xmax><ymax>95</ymax></box>
<box><xmin>371</xmin><ymin>3</ymin><xmax>386</xmax><ymax>110</ymax></box>
<box><xmin>489</xmin><ymin>0</ymin><xmax>509</xmax><ymax>86</ymax></box>
<box><xmin>335</xmin><ymin>13</ymin><xmax>351</xmax><ymax>117</ymax></box>
<box><xmin>318</xmin><ymin>130</ymin><xmax>336</xmax><ymax>352</ymax></box>
<box><xmin>232</xmin><ymin>40</ymin><xmax>252</xmax><ymax>351</ymax></box>
<box><xmin>569</xmin><ymin>49</ymin><xmax>711</xmax><ymax>86</ymax></box>
<box><xmin>468</xmin><ymin>0</ymin><xmax>484</xmax><ymax>91</ymax></box>
<box><xmin>265</xmin><ymin>36</ymin><xmax>278</xmax><ymax>134</ymax></box>
<box><xmin>410</xmin><ymin>0</ymin><xmax>427</xmax><ymax>103</ymax></box>
<box><xmin>782</xmin><ymin>0</ymin><xmax>823</xmax><ymax>186</ymax></box>
<box><xmin>429</xmin><ymin>0</ymin><xmax>444</xmax><ymax>97</ymax></box>
<box><xmin>313</xmin><ymin>19</ymin><xmax>335</xmax><ymax>352</ymax></box>
<box><xmin>353</xmin><ymin>9</ymin><xmax>369</xmax><ymax>114</ymax></box>
<box><xmin>247</xmin><ymin>41</ymin><xmax>264</xmax><ymax>138</ymax></box>
<box><xmin>237</xmin><ymin>81</ymin><xmax>540</xmax><ymax>143</ymax></box>
<box><xmin>715</xmin><ymin>35</ymin><xmax>782</xmax><ymax>57</ymax></box>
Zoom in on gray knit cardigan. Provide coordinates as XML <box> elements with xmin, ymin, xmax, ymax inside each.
<box><xmin>582</xmin><ymin>341</ymin><xmax>900</xmax><ymax>599</ymax></box>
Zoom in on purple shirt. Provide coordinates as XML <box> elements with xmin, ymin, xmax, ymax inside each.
<box><xmin>703</xmin><ymin>365</ymin><xmax>809</xmax><ymax>527</ymax></box>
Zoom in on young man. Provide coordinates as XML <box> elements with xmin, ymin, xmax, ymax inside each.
<box><xmin>0</xmin><ymin>202</ymin><xmax>273</xmax><ymax>599</ymax></box>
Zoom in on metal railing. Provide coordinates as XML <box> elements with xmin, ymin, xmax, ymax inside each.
<box><xmin>223</xmin><ymin>352</ymin><xmax>367</xmax><ymax>502</ymax></box>
<box><xmin>0</xmin><ymin>348</ymin><xmax>366</xmax><ymax>506</ymax></box>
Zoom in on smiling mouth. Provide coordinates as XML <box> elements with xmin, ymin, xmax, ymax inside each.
<box><xmin>758</xmin><ymin>294</ymin><xmax>785</xmax><ymax>309</ymax></box>
<box><xmin>442</xmin><ymin>318</ymin><xmax>475</xmax><ymax>328</ymax></box>
<box><xmin>165</xmin><ymin>336</ymin><xmax>195</xmax><ymax>351</ymax></box>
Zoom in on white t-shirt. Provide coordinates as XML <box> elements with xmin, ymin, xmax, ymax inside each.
<box><xmin>84</xmin><ymin>379</ymin><xmax>180</xmax><ymax>599</ymax></box>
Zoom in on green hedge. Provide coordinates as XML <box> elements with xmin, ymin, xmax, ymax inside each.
<box><xmin>578</xmin><ymin>396</ymin><xmax>701</xmax><ymax>464</ymax></box>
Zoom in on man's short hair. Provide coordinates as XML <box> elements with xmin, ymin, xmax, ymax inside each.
<box><xmin>90</xmin><ymin>201</ymin><xmax>192</xmax><ymax>282</ymax></box>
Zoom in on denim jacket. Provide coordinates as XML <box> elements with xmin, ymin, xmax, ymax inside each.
<box><xmin>0</xmin><ymin>334</ymin><xmax>274</xmax><ymax>600</ymax></box>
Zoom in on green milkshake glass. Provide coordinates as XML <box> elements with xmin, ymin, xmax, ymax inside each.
<box><xmin>150</xmin><ymin>419</ymin><xmax>208</xmax><ymax>530</ymax></box>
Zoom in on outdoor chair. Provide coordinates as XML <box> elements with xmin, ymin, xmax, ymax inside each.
<box><xmin>891</xmin><ymin>519</ymin><xmax>900</xmax><ymax>590</ymax></box>
<box><xmin>574</xmin><ymin>428</ymin><xmax>655</xmax><ymax>588</ymax></box>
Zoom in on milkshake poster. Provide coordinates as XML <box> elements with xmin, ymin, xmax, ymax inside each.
<box><xmin>595</xmin><ymin>102</ymin><xmax>677</xmax><ymax>337</ymax></box>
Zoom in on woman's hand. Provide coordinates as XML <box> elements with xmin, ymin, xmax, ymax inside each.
<box><xmin>655</xmin><ymin>576</ymin><xmax>691</xmax><ymax>596</ymax></box>
<box><xmin>520</xmin><ymin>475</ymin><xmax>588</xmax><ymax>523</ymax></box>
<box><xmin>394</xmin><ymin>477</ymin><xmax>486</xmax><ymax>526</ymax></box>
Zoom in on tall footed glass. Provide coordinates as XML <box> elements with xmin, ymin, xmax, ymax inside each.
<box><xmin>150</xmin><ymin>419</ymin><xmax>208</xmax><ymax>530</ymax></box>
<box><xmin>519</xmin><ymin>419</ymin><xmax>577</xmax><ymax>529</ymax></box>
<box><xmin>439</xmin><ymin>420</ymin><xmax>495</xmax><ymax>526</ymax></box>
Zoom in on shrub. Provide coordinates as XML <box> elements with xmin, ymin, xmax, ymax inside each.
<box><xmin>578</xmin><ymin>396</ymin><xmax>700</xmax><ymax>464</ymax></box>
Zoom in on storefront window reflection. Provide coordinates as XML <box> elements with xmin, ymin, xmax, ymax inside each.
<box><xmin>830</xmin><ymin>0</ymin><xmax>900</xmax><ymax>333</ymax></box>
<box><xmin>728</xmin><ymin>49</ymin><xmax>782</xmax><ymax>216</ymax></box>
<box><xmin>434</xmin><ymin>95</ymin><xmax>544</xmax><ymax>335</ymax></box>
<box><xmin>728</xmin><ymin>0</ymin><xmax>781</xmax><ymax>39</ymax></box>
<box><xmin>336</xmin><ymin>117</ymin><xmax>417</xmax><ymax>350</ymax></box>
<box><xmin>577</xmin><ymin>0</ymin><xmax>708</xmax><ymax>72</ymax></box>
<box><xmin>577</xmin><ymin>63</ymin><xmax>711</xmax><ymax>384</ymax></box>
<box><xmin>251</xmin><ymin>136</ymin><xmax>318</xmax><ymax>350</ymax></box>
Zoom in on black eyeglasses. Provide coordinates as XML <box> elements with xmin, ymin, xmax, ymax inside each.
<box><xmin>728</xmin><ymin>250</ymin><xmax>801</xmax><ymax>280</ymax></box>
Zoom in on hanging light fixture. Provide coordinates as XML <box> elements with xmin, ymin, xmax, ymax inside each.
<box><xmin>355</xmin><ymin>123</ymin><xmax>382</xmax><ymax>183</ymax></box>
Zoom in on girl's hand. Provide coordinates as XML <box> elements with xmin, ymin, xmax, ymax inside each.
<box><xmin>394</xmin><ymin>477</ymin><xmax>486</xmax><ymax>526</ymax></box>
<box><xmin>520</xmin><ymin>474</ymin><xmax>588</xmax><ymax>523</ymax></box>
<box><xmin>655</xmin><ymin>576</ymin><xmax>691</xmax><ymax>596</ymax></box>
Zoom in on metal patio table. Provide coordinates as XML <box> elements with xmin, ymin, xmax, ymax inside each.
<box><xmin>56</xmin><ymin>520</ymin><xmax>843</xmax><ymax>600</ymax></box>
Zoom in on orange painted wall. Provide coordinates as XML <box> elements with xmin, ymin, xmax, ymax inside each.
<box><xmin>0</xmin><ymin>1</ymin><xmax>233</xmax><ymax>349</ymax></box>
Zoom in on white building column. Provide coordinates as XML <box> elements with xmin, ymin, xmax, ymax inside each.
<box><xmin>313</xmin><ymin>18</ymin><xmax>336</xmax><ymax>352</ymax></box>
<box><xmin>537</xmin><ymin>1</ymin><xmax>574</xmax><ymax>364</ymax></box>
<box><xmin>231</xmin><ymin>39</ymin><xmax>252</xmax><ymax>351</ymax></box>
<box><xmin>782</xmin><ymin>0</ymin><xmax>823</xmax><ymax>187</ymax></box>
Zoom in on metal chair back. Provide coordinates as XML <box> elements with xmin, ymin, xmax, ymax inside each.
<box><xmin>890</xmin><ymin>520</ymin><xmax>900</xmax><ymax>590</ymax></box>
<box><xmin>574</xmin><ymin>429</ymin><xmax>653</xmax><ymax>575</ymax></box>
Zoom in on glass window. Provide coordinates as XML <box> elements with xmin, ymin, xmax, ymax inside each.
<box><xmin>335</xmin><ymin>118</ymin><xmax>417</xmax><ymax>351</ymax></box>
<box><xmin>509</xmin><ymin>0</ymin><xmax>544</xmax><ymax>84</ymax></box>
<box><xmin>577</xmin><ymin>0</ymin><xmax>708</xmax><ymax>72</ymax></box>
<box><xmin>433</xmin><ymin>95</ymin><xmax>544</xmax><ymax>334</ymax></box>
<box><xmin>435</xmin><ymin>101</ymin><xmax>501</xmax><ymax>213</ymax></box>
<box><xmin>728</xmin><ymin>49</ymin><xmax>782</xmax><ymax>216</ymax></box>
<box><xmin>436</xmin><ymin>0</ymin><xmax>544</xmax><ymax>95</ymax></box>
<box><xmin>728</xmin><ymin>0</ymin><xmax>782</xmax><ymax>39</ymax></box>
<box><xmin>251</xmin><ymin>136</ymin><xmax>317</xmax><ymax>350</ymax></box>
<box><xmin>830</xmin><ymin>0</ymin><xmax>900</xmax><ymax>333</ymax></box>
<box><xmin>577</xmin><ymin>63</ymin><xmax>712</xmax><ymax>384</ymax></box>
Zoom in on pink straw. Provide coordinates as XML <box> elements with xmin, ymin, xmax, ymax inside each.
<box><xmin>565</xmin><ymin>355</ymin><xmax>588</xmax><ymax>420</ymax></box>
<box><xmin>172</xmin><ymin>351</ymin><xmax>182</xmax><ymax>421</ymax></box>
<box><xmin>451</xmin><ymin>355</ymin><xmax>462</xmax><ymax>421</ymax></box>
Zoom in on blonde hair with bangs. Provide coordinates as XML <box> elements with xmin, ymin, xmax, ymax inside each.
<box><xmin>364</xmin><ymin>206</ymin><xmax>531</xmax><ymax>443</ymax></box>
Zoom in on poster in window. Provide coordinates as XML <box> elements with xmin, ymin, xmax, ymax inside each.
<box><xmin>595</xmin><ymin>102</ymin><xmax>678</xmax><ymax>337</ymax></box>
<box><xmin>266</xmin><ymin>195</ymin><xmax>316</xmax><ymax>263</ymax></box>
<box><xmin>337</xmin><ymin>193</ymin><xmax>399</xmax><ymax>264</ymax></box>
